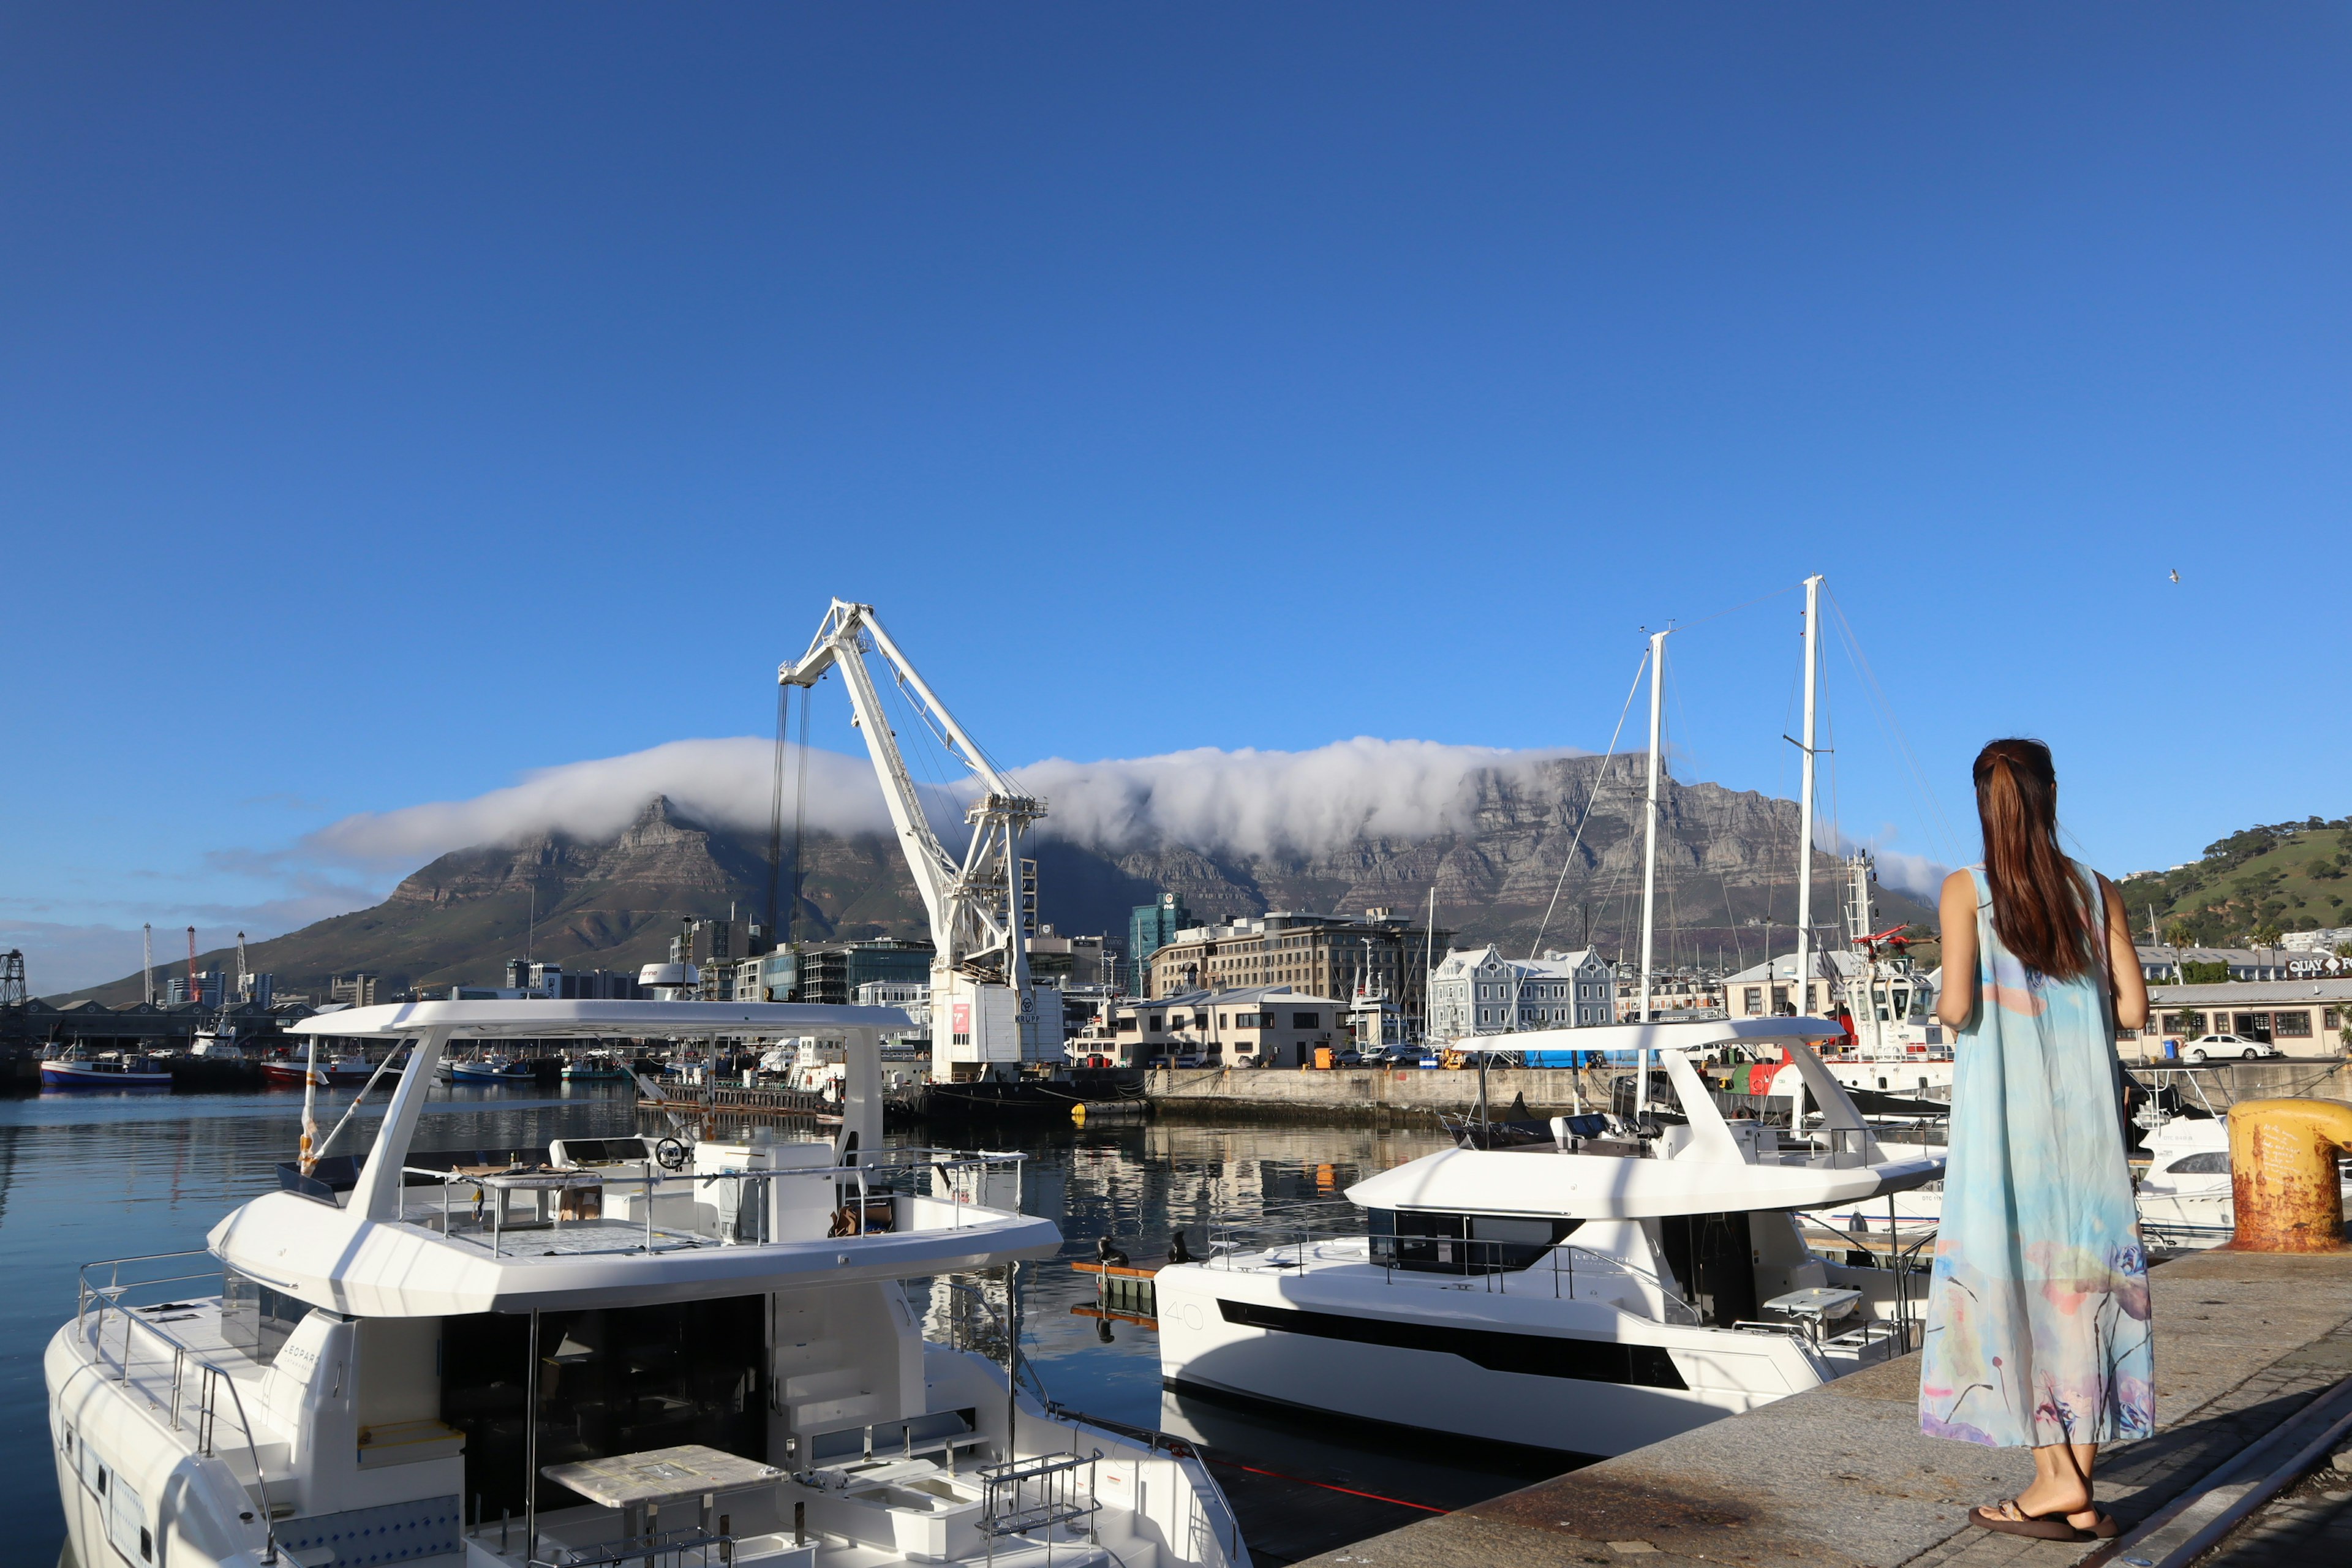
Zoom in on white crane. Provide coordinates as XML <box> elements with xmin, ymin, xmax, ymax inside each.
<box><xmin>779</xmin><ymin>600</ymin><xmax>1060</xmax><ymax>1079</ymax></box>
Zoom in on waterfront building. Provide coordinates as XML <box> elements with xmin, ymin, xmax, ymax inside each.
<box><xmin>502</xmin><ymin>961</ymin><xmax>648</xmax><ymax>1000</ymax></box>
<box><xmin>2133</xmin><ymin>944</ymin><xmax>2339</xmax><ymax>983</ymax></box>
<box><xmin>1107</xmin><ymin>985</ymin><xmax>1344</xmax><ymax>1068</ymax></box>
<box><xmin>2139</xmin><ymin>978</ymin><xmax>2352</xmax><ymax>1051</ymax></box>
<box><xmin>1028</xmin><ymin>927</ymin><xmax>1112</xmax><ymax>987</ymax></box>
<box><xmin>757</xmin><ymin>937</ymin><xmax>935</xmax><ymax>1004</ymax></box>
<box><xmin>1144</xmin><ymin>907</ymin><xmax>1449</xmax><ymax>1024</ymax></box>
<box><xmin>1721</xmin><ymin>950</ymin><xmax>1862</xmax><ymax>1019</ymax></box>
<box><xmin>1128</xmin><ymin>892</ymin><xmax>1191</xmax><ymax>993</ymax></box>
<box><xmin>1427</xmin><ymin>945</ymin><xmax>1615</xmax><ymax>1041</ymax></box>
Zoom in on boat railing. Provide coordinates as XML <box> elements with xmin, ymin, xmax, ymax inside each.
<box><xmin>527</xmin><ymin>1526</ymin><xmax>733</xmax><ymax>1568</ymax></box>
<box><xmin>980</xmin><ymin>1450</ymin><xmax>1101</xmax><ymax>1544</ymax></box>
<box><xmin>394</xmin><ymin>1147</ymin><xmax>1030</xmax><ymax>1256</ymax></box>
<box><xmin>73</xmin><ymin>1250</ymin><xmax>281</xmax><ymax>1563</ymax></box>
<box><xmin>1206</xmin><ymin>1221</ymin><xmax>1706</xmax><ymax>1325</ymax></box>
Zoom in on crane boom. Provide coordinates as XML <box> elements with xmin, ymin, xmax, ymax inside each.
<box><xmin>780</xmin><ymin>600</ymin><xmax>1055</xmax><ymax>1077</ymax></box>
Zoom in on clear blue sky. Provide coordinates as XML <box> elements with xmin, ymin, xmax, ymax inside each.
<box><xmin>6</xmin><ymin>6</ymin><xmax>2348</xmax><ymax>989</ymax></box>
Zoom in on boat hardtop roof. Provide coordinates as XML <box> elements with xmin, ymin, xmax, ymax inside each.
<box><xmin>1348</xmin><ymin>1030</ymin><xmax>1944</xmax><ymax>1219</ymax></box>
<box><xmin>206</xmin><ymin>997</ymin><xmax>1057</xmax><ymax>1317</ymax></box>
<box><xmin>290</xmin><ymin>998</ymin><xmax>913</xmax><ymax>1038</ymax></box>
<box><xmin>1462</xmin><ymin>1014</ymin><xmax>1846</xmax><ymax>1054</ymax></box>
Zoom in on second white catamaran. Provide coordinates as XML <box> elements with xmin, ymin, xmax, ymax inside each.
<box><xmin>1155</xmin><ymin>1016</ymin><xmax>1944</xmax><ymax>1458</ymax></box>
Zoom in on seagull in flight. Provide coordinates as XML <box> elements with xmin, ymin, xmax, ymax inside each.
<box><xmin>2169</xmin><ymin>568</ymin><xmax>2180</xmax><ymax>583</ymax></box>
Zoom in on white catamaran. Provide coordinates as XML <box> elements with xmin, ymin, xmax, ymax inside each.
<box><xmin>1154</xmin><ymin>1015</ymin><xmax>1944</xmax><ymax>1457</ymax></box>
<box><xmin>48</xmin><ymin>1000</ymin><xmax>1246</xmax><ymax>1568</ymax></box>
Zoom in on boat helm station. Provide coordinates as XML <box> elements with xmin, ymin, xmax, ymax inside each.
<box><xmin>47</xmin><ymin>1000</ymin><xmax>1248</xmax><ymax>1568</ymax></box>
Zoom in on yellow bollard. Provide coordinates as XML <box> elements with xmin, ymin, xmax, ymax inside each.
<box><xmin>2225</xmin><ymin>1098</ymin><xmax>2352</xmax><ymax>1253</ymax></box>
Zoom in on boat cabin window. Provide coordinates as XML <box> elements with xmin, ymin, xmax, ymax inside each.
<box><xmin>1368</xmin><ymin>1210</ymin><xmax>1582</xmax><ymax>1273</ymax></box>
<box><xmin>2164</xmin><ymin>1152</ymin><xmax>2230</xmax><ymax>1175</ymax></box>
<box><xmin>443</xmin><ymin>1294</ymin><xmax>767</xmax><ymax>1518</ymax></box>
<box><xmin>221</xmin><ymin>1268</ymin><xmax>310</xmax><ymax>1366</ymax></box>
<box><xmin>1654</xmin><ymin>1212</ymin><xmax>1760</xmax><ymax>1328</ymax></box>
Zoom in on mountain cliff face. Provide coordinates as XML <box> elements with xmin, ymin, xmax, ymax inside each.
<box><xmin>64</xmin><ymin>761</ymin><xmax>1931</xmax><ymax>1004</ymax></box>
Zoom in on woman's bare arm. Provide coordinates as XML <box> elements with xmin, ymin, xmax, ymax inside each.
<box><xmin>2101</xmin><ymin>875</ymin><xmax>2149</xmax><ymax>1031</ymax></box>
<box><xmin>1936</xmin><ymin>869</ymin><xmax>1979</xmax><ymax>1031</ymax></box>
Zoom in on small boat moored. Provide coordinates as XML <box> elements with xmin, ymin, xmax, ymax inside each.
<box><xmin>40</xmin><ymin>1052</ymin><xmax>172</xmax><ymax>1089</ymax></box>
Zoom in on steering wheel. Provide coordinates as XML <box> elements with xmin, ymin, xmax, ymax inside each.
<box><xmin>654</xmin><ymin>1137</ymin><xmax>689</xmax><ymax>1171</ymax></box>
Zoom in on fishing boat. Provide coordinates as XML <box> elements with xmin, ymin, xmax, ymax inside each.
<box><xmin>47</xmin><ymin>998</ymin><xmax>1248</xmax><ymax>1568</ymax></box>
<box><xmin>40</xmin><ymin>1051</ymin><xmax>172</xmax><ymax>1089</ymax></box>
<box><xmin>560</xmin><ymin>1052</ymin><xmax>635</xmax><ymax>1081</ymax></box>
<box><xmin>449</xmin><ymin>1053</ymin><xmax>537</xmax><ymax>1084</ymax></box>
<box><xmin>260</xmin><ymin>1054</ymin><xmax>376</xmax><ymax>1088</ymax></box>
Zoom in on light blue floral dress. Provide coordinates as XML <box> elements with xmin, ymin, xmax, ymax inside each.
<box><xmin>1918</xmin><ymin>864</ymin><xmax>2155</xmax><ymax>1448</ymax></box>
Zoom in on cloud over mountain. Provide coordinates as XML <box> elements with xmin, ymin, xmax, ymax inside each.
<box><xmin>303</xmin><ymin>736</ymin><xmax>1579</xmax><ymax>868</ymax></box>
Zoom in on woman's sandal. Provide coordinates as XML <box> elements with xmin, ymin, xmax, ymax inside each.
<box><xmin>1969</xmin><ymin>1499</ymin><xmax>2109</xmax><ymax>1541</ymax></box>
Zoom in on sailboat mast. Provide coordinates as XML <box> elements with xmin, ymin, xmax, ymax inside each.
<box><xmin>1638</xmin><ymin>630</ymin><xmax>1668</xmax><ymax>1023</ymax></box>
<box><xmin>1793</xmin><ymin>574</ymin><xmax>1822</xmax><ymax>1017</ymax></box>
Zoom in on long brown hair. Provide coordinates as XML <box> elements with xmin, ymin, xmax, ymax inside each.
<box><xmin>1973</xmin><ymin>738</ymin><xmax>2094</xmax><ymax>979</ymax></box>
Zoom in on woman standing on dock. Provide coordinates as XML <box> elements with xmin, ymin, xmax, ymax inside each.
<box><xmin>1921</xmin><ymin>737</ymin><xmax>2154</xmax><ymax>1542</ymax></box>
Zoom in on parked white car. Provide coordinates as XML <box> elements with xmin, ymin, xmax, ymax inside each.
<box><xmin>2184</xmin><ymin>1033</ymin><xmax>2282</xmax><ymax>1063</ymax></box>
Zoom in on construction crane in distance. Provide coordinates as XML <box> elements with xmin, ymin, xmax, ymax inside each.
<box><xmin>780</xmin><ymin>600</ymin><xmax>1059</xmax><ymax>1080</ymax></box>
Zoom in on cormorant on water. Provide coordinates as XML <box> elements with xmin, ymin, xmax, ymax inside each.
<box><xmin>1167</xmin><ymin>1231</ymin><xmax>1194</xmax><ymax>1264</ymax></box>
<box><xmin>1096</xmin><ymin>1235</ymin><xmax>1131</xmax><ymax>1268</ymax></box>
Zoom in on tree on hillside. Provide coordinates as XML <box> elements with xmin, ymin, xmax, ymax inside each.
<box><xmin>2250</xmin><ymin>922</ymin><xmax>2285</xmax><ymax>949</ymax></box>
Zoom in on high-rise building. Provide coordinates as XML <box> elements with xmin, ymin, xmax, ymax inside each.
<box><xmin>1128</xmin><ymin>894</ymin><xmax>1191</xmax><ymax>995</ymax></box>
<box><xmin>328</xmin><ymin>972</ymin><xmax>379</xmax><ymax>1008</ymax></box>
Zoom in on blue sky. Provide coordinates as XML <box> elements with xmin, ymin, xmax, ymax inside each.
<box><xmin>6</xmin><ymin>6</ymin><xmax>2348</xmax><ymax>990</ymax></box>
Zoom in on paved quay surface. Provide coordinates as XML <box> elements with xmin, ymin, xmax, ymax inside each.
<box><xmin>1295</xmin><ymin>1250</ymin><xmax>2352</xmax><ymax>1568</ymax></box>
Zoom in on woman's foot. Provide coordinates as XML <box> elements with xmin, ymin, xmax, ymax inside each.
<box><xmin>1970</xmin><ymin>1497</ymin><xmax>2109</xmax><ymax>1540</ymax></box>
<box><xmin>2012</xmin><ymin>1475</ymin><xmax>2094</xmax><ymax>1525</ymax></box>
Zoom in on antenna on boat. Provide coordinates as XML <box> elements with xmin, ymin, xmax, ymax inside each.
<box><xmin>1792</xmin><ymin>575</ymin><xmax>1823</xmax><ymax>1022</ymax></box>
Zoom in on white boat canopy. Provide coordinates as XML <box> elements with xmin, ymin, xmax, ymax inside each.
<box><xmin>288</xmin><ymin>998</ymin><xmax>913</xmax><ymax>1038</ymax></box>
<box><xmin>1455</xmin><ymin>1015</ymin><xmax>1847</xmax><ymax>1053</ymax></box>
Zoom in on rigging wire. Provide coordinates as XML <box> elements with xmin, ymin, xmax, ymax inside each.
<box><xmin>1822</xmin><ymin>587</ymin><xmax>1963</xmax><ymax>869</ymax></box>
<box><xmin>1506</xmin><ymin>650</ymin><xmax>1649</xmax><ymax>1031</ymax></box>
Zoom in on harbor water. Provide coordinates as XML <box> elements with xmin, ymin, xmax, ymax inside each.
<box><xmin>1</xmin><ymin>1082</ymin><xmax>1564</xmax><ymax>1568</ymax></box>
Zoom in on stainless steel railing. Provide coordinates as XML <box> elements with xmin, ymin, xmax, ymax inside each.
<box><xmin>391</xmin><ymin>1147</ymin><xmax>1029</xmax><ymax>1256</ymax></box>
<box><xmin>72</xmin><ymin>1251</ymin><xmax>281</xmax><ymax>1563</ymax></box>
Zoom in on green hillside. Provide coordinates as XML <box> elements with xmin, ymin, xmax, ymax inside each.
<box><xmin>2116</xmin><ymin>816</ymin><xmax>2352</xmax><ymax>948</ymax></box>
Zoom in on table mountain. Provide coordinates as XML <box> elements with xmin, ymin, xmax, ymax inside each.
<box><xmin>60</xmin><ymin>760</ymin><xmax>1931</xmax><ymax>1005</ymax></box>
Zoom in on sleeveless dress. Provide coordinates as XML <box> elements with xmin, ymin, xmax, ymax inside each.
<box><xmin>1917</xmin><ymin>864</ymin><xmax>2156</xmax><ymax>1449</ymax></box>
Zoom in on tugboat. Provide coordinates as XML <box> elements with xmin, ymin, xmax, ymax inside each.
<box><xmin>47</xmin><ymin>998</ymin><xmax>1247</xmax><ymax>1568</ymax></box>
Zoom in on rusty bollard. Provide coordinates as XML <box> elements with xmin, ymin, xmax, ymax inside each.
<box><xmin>2225</xmin><ymin>1098</ymin><xmax>2352</xmax><ymax>1252</ymax></box>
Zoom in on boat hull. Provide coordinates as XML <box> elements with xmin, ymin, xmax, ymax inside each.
<box><xmin>259</xmin><ymin>1061</ymin><xmax>372</xmax><ymax>1087</ymax></box>
<box><xmin>449</xmin><ymin>1063</ymin><xmax>536</xmax><ymax>1083</ymax></box>
<box><xmin>40</xmin><ymin>1061</ymin><xmax>170</xmax><ymax>1088</ymax></box>
<box><xmin>1153</xmin><ymin>1261</ymin><xmax>1822</xmax><ymax>1458</ymax></box>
